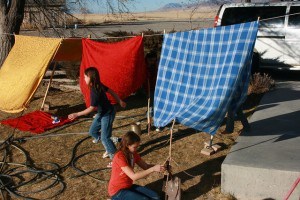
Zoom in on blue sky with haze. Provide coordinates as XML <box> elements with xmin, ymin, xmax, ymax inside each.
<box><xmin>68</xmin><ymin>0</ymin><xmax>186</xmax><ymax>13</ymax></box>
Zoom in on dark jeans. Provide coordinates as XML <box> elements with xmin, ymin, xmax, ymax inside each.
<box><xmin>89</xmin><ymin>109</ymin><xmax>116</xmax><ymax>159</ymax></box>
<box><xmin>112</xmin><ymin>184</ymin><xmax>160</xmax><ymax>200</ymax></box>
<box><xmin>225</xmin><ymin>107</ymin><xmax>250</xmax><ymax>133</ymax></box>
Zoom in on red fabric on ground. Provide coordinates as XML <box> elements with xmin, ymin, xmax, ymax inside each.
<box><xmin>80</xmin><ymin>36</ymin><xmax>146</xmax><ymax>106</ymax></box>
<box><xmin>0</xmin><ymin>111</ymin><xmax>72</xmax><ymax>134</ymax></box>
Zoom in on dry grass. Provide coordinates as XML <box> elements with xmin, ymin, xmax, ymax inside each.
<box><xmin>0</xmin><ymin>82</ymin><xmax>252</xmax><ymax>200</ymax></box>
<box><xmin>1</xmin><ymin>6</ymin><xmax>275</xmax><ymax>199</ymax></box>
<box><xmin>74</xmin><ymin>6</ymin><xmax>218</xmax><ymax>25</ymax></box>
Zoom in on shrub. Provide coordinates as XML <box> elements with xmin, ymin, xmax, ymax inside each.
<box><xmin>248</xmin><ymin>73</ymin><xmax>275</xmax><ymax>94</ymax></box>
<box><xmin>138</xmin><ymin>29</ymin><xmax>163</xmax><ymax>53</ymax></box>
<box><xmin>104</xmin><ymin>29</ymin><xmax>163</xmax><ymax>57</ymax></box>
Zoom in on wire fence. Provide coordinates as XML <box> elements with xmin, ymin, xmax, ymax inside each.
<box><xmin>19</xmin><ymin>19</ymin><xmax>215</xmax><ymax>39</ymax></box>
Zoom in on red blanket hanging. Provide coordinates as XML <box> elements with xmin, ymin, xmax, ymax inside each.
<box><xmin>80</xmin><ymin>36</ymin><xmax>146</xmax><ymax>106</ymax></box>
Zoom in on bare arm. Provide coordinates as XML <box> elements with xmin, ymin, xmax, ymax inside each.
<box><xmin>68</xmin><ymin>106</ymin><xmax>95</xmax><ymax>120</ymax></box>
<box><xmin>136</xmin><ymin>159</ymin><xmax>154</xmax><ymax>170</ymax></box>
<box><xmin>107</xmin><ymin>88</ymin><xmax>126</xmax><ymax>108</ymax></box>
<box><xmin>121</xmin><ymin>164</ymin><xmax>164</xmax><ymax>182</ymax></box>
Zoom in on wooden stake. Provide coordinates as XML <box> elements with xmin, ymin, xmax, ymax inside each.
<box><xmin>147</xmin><ymin>97</ymin><xmax>151</xmax><ymax>135</ymax></box>
<box><xmin>41</xmin><ymin>62</ymin><xmax>57</xmax><ymax>110</ymax></box>
<box><xmin>168</xmin><ymin>119</ymin><xmax>176</xmax><ymax>166</ymax></box>
<box><xmin>147</xmin><ymin>78</ymin><xmax>151</xmax><ymax>135</ymax></box>
<box><xmin>209</xmin><ymin>135</ymin><xmax>214</xmax><ymax>147</ymax></box>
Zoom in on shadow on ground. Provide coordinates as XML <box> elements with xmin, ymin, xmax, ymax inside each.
<box><xmin>146</xmin><ymin>155</ymin><xmax>226</xmax><ymax>199</ymax></box>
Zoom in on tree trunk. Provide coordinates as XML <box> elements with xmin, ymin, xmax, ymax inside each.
<box><xmin>0</xmin><ymin>0</ymin><xmax>25</xmax><ymax>67</ymax></box>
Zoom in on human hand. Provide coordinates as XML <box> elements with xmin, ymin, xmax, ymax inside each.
<box><xmin>119</xmin><ymin>100</ymin><xmax>126</xmax><ymax>108</ymax></box>
<box><xmin>68</xmin><ymin>113</ymin><xmax>78</xmax><ymax>120</ymax></box>
<box><xmin>152</xmin><ymin>165</ymin><xmax>165</xmax><ymax>173</ymax></box>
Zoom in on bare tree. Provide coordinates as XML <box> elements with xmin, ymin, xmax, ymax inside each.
<box><xmin>183</xmin><ymin>0</ymin><xmax>225</xmax><ymax>29</ymax></box>
<box><xmin>0</xmin><ymin>0</ymin><xmax>134</xmax><ymax>68</ymax></box>
<box><xmin>0</xmin><ymin>0</ymin><xmax>25</xmax><ymax>67</ymax></box>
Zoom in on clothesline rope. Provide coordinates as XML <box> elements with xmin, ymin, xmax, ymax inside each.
<box><xmin>0</xmin><ymin>31</ymin><xmax>163</xmax><ymax>38</ymax></box>
<box><xmin>260</xmin><ymin>12</ymin><xmax>300</xmax><ymax>22</ymax></box>
<box><xmin>0</xmin><ymin>12</ymin><xmax>299</xmax><ymax>39</ymax></box>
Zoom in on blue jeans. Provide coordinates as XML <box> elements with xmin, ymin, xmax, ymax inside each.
<box><xmin>112</xmin><ymin>184</ymin><xmax>160</xmax><ymax>200</ymax></box>
<box><xmin>89</xmin><ymin>109</ymin><xmax>116</xmax><ymax>159</ymax></box>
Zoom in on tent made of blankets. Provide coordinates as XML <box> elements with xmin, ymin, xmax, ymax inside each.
<box><xmin>0</xmin><ymin>35</ymin><xmax>146</xmax><ymax>113</ymax></box>
<box><xmin>154</xmin><ymin>21</ymin><xmax>259</xmax><ymax>135</ymax></box>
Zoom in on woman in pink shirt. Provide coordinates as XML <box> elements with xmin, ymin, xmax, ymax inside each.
<box><xmin>108</xmin><ymin>131</ymin><xmax>165</xmax><ymax>199</ymax></box>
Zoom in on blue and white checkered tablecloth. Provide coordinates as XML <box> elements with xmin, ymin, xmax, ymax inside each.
<box><xmin>153</xmin><ymin>21</ymin><xmax>258</xmax><ymax>135</ymax></box>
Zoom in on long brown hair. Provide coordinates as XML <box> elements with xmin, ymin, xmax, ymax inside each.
<box><xmin>118</xmin><ymin>131</ymin><xmax>141</xmax><ymax>165</ymax></box>
<box><xmin>84</xmin><ymin>67</ymin><xmax>103</xmax><ymax>92</ymax></box>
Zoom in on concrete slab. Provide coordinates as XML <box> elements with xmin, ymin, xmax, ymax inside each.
<box><xmin>222</xmin><ymin>81</ymin><xmax>300</xmax><ymax>200</ymax></box>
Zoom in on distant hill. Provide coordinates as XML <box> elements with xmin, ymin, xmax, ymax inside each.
<box><xmin>159</xmin><ymin>3</ymin><xmax>183</xmax><ymax>11</ymax></box>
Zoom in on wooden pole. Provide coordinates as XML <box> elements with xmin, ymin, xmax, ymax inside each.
<box><xmin>209</xmin><ymin>134</ymin><xmax>214</xmax><ymax>147</ymax></box>
<box><xmin>147</xmin><ymin>97</ymin><xmax>151</xmax><ymax>135</ymax></box>
<box><xmin>41</xmin><ymin>62</ymin><xmax>57</xmax><ymax>110</ymax></box>
<box><xmin>168</xmin><ymin>119</ymin><xmax>176</xmax><ymax>166</ymax></box>
<box><xmin>147</xmin><ymin>78</ymin><xmax>151</xmax><ymax>135</ymax></box>
<box><xmin>164</xmin><ymin>119</ymin><xmax>176</xmax><ymax>199</ymax></box>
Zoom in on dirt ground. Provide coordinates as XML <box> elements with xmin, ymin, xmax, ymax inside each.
<box><xmin>0</xmin><ymin>80</ymin><xmax>263</xmax><ymax>200</ymax></box>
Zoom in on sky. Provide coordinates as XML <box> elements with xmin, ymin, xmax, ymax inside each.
<box><xmin>68</xmin><ymin>0</ymin><xmax>188</xmax><ymax>14</ymax></box>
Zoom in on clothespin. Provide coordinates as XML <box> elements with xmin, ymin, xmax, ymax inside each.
<box><xmin>165</xmin><ymin>160</ymin><xmax>171</xmax><ymax>174</ymax></box>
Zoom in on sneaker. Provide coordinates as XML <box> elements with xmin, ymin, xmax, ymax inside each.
<box><xmin>111</xmin><ymin>136</ymin><xmax>119</xmax><ymax>144</ymax></box>
<box><xmin>92</xmin><ymin>137</ymin><xmax>100</xmax><ymax>144</ymax></box>
<box><xmin>107</xmin><ymin>162</ymin><xmax>112</xmax><ymax>168</ymax></box>
<box><xmin>51</xmin><ymin>116</ymin><xmax>60</xmax><ymax>124</ymax></box>
<box><xmin>111</xmin><ymin>137</ymin><xmax>122</xmax><ymax>144</ymax></box>
<box><xmin>156</xmin><ymin>127</ymin><xmax>163</xmax><ymax>132</ymax></box>
<box><xmin>102</xmin><ymin>151</ymin><xmax>109</xmax><ymax>159</ymax></box>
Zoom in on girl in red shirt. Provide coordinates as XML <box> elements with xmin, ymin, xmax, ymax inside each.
<box><xmin>108</xmin><ymin>131</ymin><xmax>165</xmax><ymax>199</ymax></box>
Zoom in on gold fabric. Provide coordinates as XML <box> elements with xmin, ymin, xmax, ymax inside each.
<box><xmin>0</xmin><ymin>35</ymin><xmax>62</xmax><ymax>113</ymax></box>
